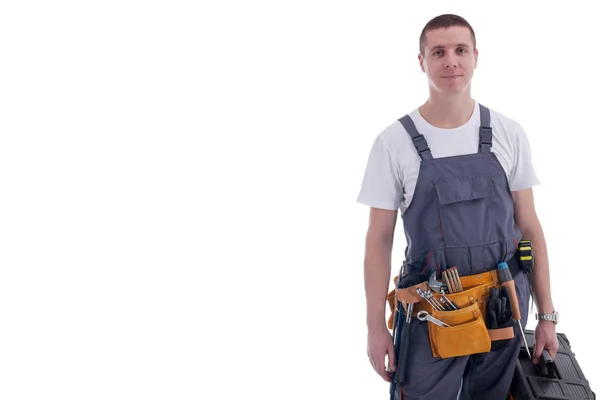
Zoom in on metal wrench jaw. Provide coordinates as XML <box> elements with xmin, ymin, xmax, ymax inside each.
<box><xmin>428</xmin><ymin>272</ymin><xmax>445</xmax><ymax>293</ymax></box>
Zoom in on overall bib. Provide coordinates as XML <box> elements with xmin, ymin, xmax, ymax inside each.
<box><xmin>393</xmin><ymin>104</ymin><xmax>531</xmax><ymax>400</ymax></box>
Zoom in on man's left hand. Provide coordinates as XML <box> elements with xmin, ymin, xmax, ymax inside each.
<box><xmin>532</xmin><ymin>321</ymin><xmax>559</xmax><ymax>364</ymax></box>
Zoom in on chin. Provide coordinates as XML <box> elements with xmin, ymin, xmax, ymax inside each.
<box><xmin>438</xmin><ymin>81</ymin><xmax>470</xmax><ymax>93</ymax></box>
<box><xmin>433</xmin><ymin>84</ymin><xmax>462</xmax><ymax>93</ymax></box>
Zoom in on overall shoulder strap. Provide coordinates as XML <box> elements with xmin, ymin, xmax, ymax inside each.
<box><xmin>399</xmin><ymin>115</ymin><xmax>433</xmax><ymax>160</ymax></box>
<box><xmin>479</xmin><ymin>104</ymin><xmax>493</xmax><ymax>153</ymax></box>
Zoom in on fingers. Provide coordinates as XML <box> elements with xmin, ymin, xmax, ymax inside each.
<box><xmin>532</xmin><ymin>332</ymin><xmax>560</xmax><ymax>364</ymax></box>
<box><xmin>367</xmin><ymin>331</ymin><xmax>395</xmax><ymax>382</ymax></box>
<box><xmin>532</xmin><ymin>341</ymin><xmax>544</xmax><ymax>364</ymax></box>
<box><xmin>377</xmin><ymin>362</ymin><xmax>392</xmax><ymax>382</ymax></box>
<box><xmin>547</xmin><ymin>339</ymin><xmax>559</xmax><ymax>360</ymax></box>
<box><xmin>388</xmin><ymin>342</ymin><xmax>397</xmax><ymax>372</ymax></box>
<box><xmin>369</xmin><ymin>354</ymin><xmax>392</xmax><ymax>382</ymax></box>
<box><xmin>538</xmin><ymin>343</ymin><xmax>558</xmax><ymax>361</ymax></box>
<box><xmin>532</xmin><ymin>340</ymin><xmax>557</xmax><ymax>365</ymax></box>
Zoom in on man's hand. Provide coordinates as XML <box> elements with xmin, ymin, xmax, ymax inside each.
<box><xmin>532</xmin><ymin>321</ymin><xmax>558</xmax><ymax>364</ymax></box>
<box><xmin>367</xmin><ymin>326</ymin><xmax>395</xmax><ymax>382</ymax></box>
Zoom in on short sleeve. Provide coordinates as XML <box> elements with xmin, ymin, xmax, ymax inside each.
<box><xmin>356</xmin><ymin>135</ymin><xmax>402</xmax><ymax>210</ymax></box>
<box><xmin>508</xmin><ymin>122</ymin><xmax>541</xmax><ymax>191</ymax></box>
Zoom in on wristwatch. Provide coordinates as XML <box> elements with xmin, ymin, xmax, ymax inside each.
<box><xmin>535</xmin><ymin>311</ymin><xmax>559</xmax><ymax>325</ymax></box>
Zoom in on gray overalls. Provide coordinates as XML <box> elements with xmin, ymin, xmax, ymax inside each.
<box><xmin>393</xmin><ymin>104</ymin><xmax>531</xmax><ymax>400</ymax></box>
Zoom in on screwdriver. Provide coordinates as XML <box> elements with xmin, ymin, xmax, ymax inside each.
<box><xmin>396</xmin><ymin>303</ymin><xmax>413</xmax><ymax>384</ymax></box>
<box><xmin>497</xmin><ymin>262</ymin><xmax>532</xmax><ymax>359</ymax></box>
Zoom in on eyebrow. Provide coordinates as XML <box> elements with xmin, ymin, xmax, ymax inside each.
<box><xmin>430</xmin><ymin>43</ymin><xmax>471</xmax><ymax>51</ymax></box>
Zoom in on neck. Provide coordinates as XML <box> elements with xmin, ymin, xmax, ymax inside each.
<box><xmin>419</xmin><ymin>91</ymin><xmax>475</xmax><ymax>129</ymax></box>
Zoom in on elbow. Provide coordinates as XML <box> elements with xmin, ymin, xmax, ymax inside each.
<box><xmin>517</xmin><ymin>217</ymin><xmax>543</xmax><ymax>241</ymax></box>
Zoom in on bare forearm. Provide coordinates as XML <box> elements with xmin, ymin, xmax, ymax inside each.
<box><xmin>522</xmin><ymin>222</ymin><xmax>554</xmax><ymax>313</ymax></box>
<box><xmin>364</xmin><ymin>236</ymin><xmax>393</xmax><ymax>331</ymax></box>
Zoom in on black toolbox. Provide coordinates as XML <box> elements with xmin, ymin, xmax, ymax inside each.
<box><xmin>510</xmin><ymin>329</ymin><xmax>595</xmax><ymax>399</ymax></box>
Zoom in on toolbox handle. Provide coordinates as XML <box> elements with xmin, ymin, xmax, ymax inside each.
<box><xmin>539</xmin><ymin>350</ymin><xmax>556</xmax><ymax>379</ymax></box>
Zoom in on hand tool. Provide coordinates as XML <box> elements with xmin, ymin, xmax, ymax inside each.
<box><xmin>389</xmin><ymin>299</ymin><xmax>401</xmax><ymax>399</ymax></box>
<box><xmin>439</xmin><ymin>291</ymin><xmax>459</xmax><ymax>310</ymax></box>
<box><xmin>444</xmin><ymin>267</ymin><xmax>462</xmax><ymax>293</ymax></box>
<box><xmin>497</xmin><ymin>262</ymin><xmax>532</xmax><ymax>359</ymax></box>
<box><xmin>428</xmin><ymin>272</ymin><xmax>448</xmax><ymax>294</ymax></box>
<box><xmin>396</xmin><ymin>303</ymin><xmax>413</xmax><ymax>384</ymax></box>
<box><xmin>424</xmin><ymin>289</ymin><xmax>445</xmax><ymax>311</ymax></box>
<box><xmin>441</xmin><ymin>289</ymin><xmax>458</xmax><ymax>310</ymax></box>
<box><xmin>416</xmin><ymin>288</ymin><xmax>444</xmax><ymax>311</ymax></box>
<box><xmin>447</xmin><ymin>268</ymin><xmax>455</xmax><ymax>292</ymax></box>
<box><xmin>426</xmin><ymin>272</ymin><xmax>458</xmax><ymax>310</ymax></box>
<box><xmin>442</xmin><ymin>270</ymin><xmax>455</xmax><ymax>293</ymax></box>
<box><xmin>439</xmin><ymin>297</ymin><xmax>449</xmax><ymax>310</ymax></box>
<box><xmin>417</xmin><ymin>310</ymin><xmax>451</xmax><ymax>327</ymax></box>
<box><xmin>450</xmin><ymin>267</ymin><xmax>463</xmax><ymax>292</ymax></box>
<box><xmin>416</xmin><ymin>288</ymin><xmax>441</xmax><ymax>311</ymax></box>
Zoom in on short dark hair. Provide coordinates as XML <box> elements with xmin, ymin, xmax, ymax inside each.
<box><xmin>419</xmin><ymin>14</ymin><xmax>476</xmax><ymax>54</ymax></box>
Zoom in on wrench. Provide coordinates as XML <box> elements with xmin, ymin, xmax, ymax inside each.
<box><xmin>416</xmin><ymin>288</ymin><xmax>444</xmax><ymax>311</ymax></box>
<box><xmin>417</xmin><ymin>310</ymin><xmax>451</xmax><ymax>327</ymax></box>
<box><xmin>440</xmin><ymin>289</ymin><xmax>458</xmax><ymax>310</ymax></box>
<box><xmin>428</xmin><ymin>272</ymin><xmax>445</xmax><ymax>293</ymax></box>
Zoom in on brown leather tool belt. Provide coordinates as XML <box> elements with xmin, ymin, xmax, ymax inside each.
<box><xmin>386</xmin><ymin>268</ymin><xmax>516</xmax><ymax>359</ymax></box>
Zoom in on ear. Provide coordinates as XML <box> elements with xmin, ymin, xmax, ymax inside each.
<box><xmin>418</xmin><ymin>53</ymin><xmax>425</xmax><ymax>73</ymax></box>
<box><xmin>474</xmin><ymin>48</ymin><xmax>479</xmax><ymax>69</ymax></box>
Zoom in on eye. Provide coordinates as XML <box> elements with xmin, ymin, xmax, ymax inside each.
<box><xmin>433</xmin><ymin>50</ymin><xmax>443</xmax><ymax>57</ymax></box>
<box><xmin>458</xmin><ymin>48</ymin><xmax>467</xmax><ymax>54</ymax></box>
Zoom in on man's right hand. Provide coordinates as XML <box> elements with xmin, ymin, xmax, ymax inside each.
<box><xmin>367</xmin><ymin>326</ymin><xmax>395</xmax><ymax>382</ymax></box>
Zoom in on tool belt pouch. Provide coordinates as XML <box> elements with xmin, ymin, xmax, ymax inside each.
<box><xmin>392</xmin><ymin>281</ymin><xmax>492</xmax><ymax>358</ymax></box>
<box><xmin>428</xmin><ymin>301</ymin><xmax>491</xmax><ymax>359</ymax></box>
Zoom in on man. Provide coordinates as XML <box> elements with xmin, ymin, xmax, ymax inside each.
<box><xmin>357</xmin><ymin>14</ymin><xmax>559</xmax><ymax>400</ymax></box>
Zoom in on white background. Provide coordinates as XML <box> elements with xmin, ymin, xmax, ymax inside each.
<box><xmin>1</xmin><ymin>1</ymin><xmax>597</xmax><ymax>399</ymax></box>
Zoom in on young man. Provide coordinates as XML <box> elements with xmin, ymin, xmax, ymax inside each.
<box><xmin>357</xmin><ymin>14</ymin><xmax>559</xmax><ymax>400</ymax></box>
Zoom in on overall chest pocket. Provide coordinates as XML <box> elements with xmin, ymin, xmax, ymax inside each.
<box><xmin>433</xmin><ymin>175</ymin><xmax>496</xmax><ymax>246</ymax></box>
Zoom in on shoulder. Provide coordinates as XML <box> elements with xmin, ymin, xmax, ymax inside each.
<box><xmin>478</xmin><ymin>104</ymin><xmax>532</xmax><ymax>154</ymax></box>
<box><xmin>368</xmin><ymin>111</ymin><xmax>418</xmax><ymax>156</ymax></box>
<box><xmin>484</xmin><ymin>105</ymin><xmax>527</xmax><ymax>139</ymax></box>
<box><xmin>376</xmin><ymin>117</ymin><xmax>412</xmax><ymax>146</ymax></box>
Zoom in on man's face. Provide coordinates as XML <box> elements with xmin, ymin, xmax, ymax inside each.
<box><xmin>418</xmin><ymin>26</ymin><xmax>478</xmax><ymax>95</ymax></box>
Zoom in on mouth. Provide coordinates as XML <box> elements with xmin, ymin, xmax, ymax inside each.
<box><xmin>442</xmin><ymin>74</ymin><xmax>462</xmax><ymax>79</ymax></box>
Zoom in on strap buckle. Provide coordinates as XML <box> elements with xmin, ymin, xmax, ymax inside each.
<box><xmin>479</xmin><ymin>126</ymin><xmax>492</xmax><ymax>145</ymax></box>
<box><xmin>413</xmin><ymin>134</ymin><xmax>430</xmax><ymax>153</ymax></box>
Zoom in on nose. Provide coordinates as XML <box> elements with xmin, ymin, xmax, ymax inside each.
<box><xmin>444</xmin><ymin>56</ymin><xmax>458</xmax><ymax>68</ymax></box>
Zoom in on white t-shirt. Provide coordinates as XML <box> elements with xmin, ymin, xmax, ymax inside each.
<box><xmin>356</xmin><ymin>101</ymin><xmax>540</xmax><ymax>215</ymax></box>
